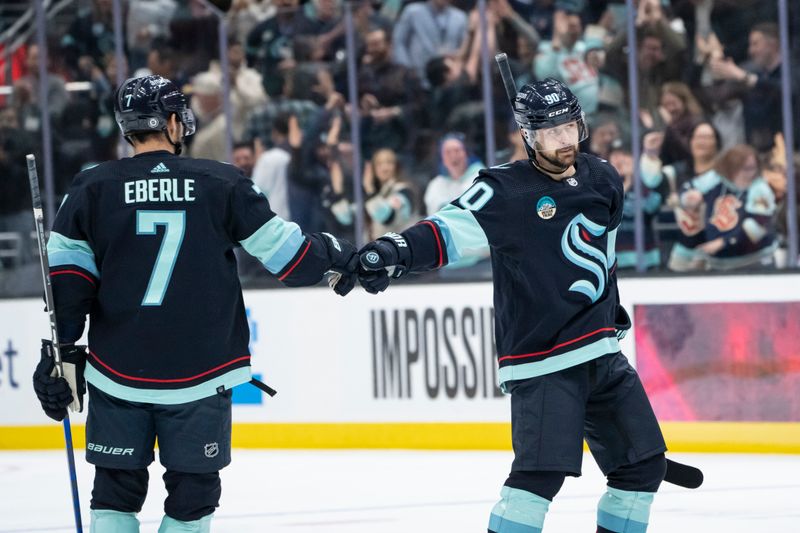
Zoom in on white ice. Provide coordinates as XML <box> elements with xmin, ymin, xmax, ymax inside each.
<box><xmin>1</xmin><ymin>450</ymin><xmax>798</xmax><ymax>532</ymax></box>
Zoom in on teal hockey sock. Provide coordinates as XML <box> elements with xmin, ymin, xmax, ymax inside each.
<box><xmin>596</xmin><ymin>486</ymin><xmax>654</xmax><ymax>532</ymax></box>
<box><xmin>157</xmin><ymin>513</ymin><xmax>213</xmax><ymax>533</ymax></box>
<box><xmin>488</xmin><ymin>485</ymin><xmax>551</xmax><ymax>533</ymax></box>
<box><xmin>90</xmin><ymin>509</ymin><xmax>140</xmax><ymax>533</ymax></box>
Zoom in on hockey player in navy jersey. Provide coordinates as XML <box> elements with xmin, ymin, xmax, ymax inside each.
<box><xmin>31</xmin><ymin>75</ymin><xmax>359</xmax><ymax>533</ymax></box>
<box><xmin>357</xmin><ymin>78</ymin><xmax>668</xmax><ymax>532</ymax></box>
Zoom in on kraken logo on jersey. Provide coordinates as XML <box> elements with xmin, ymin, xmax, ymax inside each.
<box><xmin>560</xmin><ymin>214</ymin><xmax>611</xmax><ymax>303</ymax></box>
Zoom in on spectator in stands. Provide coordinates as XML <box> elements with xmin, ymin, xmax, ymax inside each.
<box><xmin>232</xmin><ymin>141</ymin><xmax>256</xmax><ymax>178</ymax></box>
<box><xmin>252</xmin><ymin>113</ymin><xmax>293</xmax><ymax>220</ymax></box>
<box><xmin>203</xmin><ymin>37</ymin><xmax>267</xmax><ymax>141</ymax></box>
<box><xmin>188</xmin><ymin>71</ymin><xmax>227</xmax><ymax>162</ymax></box>
<box><xmin>682</xmin><ymin>144</ymin><xmax>778</xmax><ymax>270</ymax></box>
<box><xmin>425</xmin><ymin>54</ymin><xmax>480</xmax><ymax>136</ymax></box>
<box><xmin>424</xmin><ymin>132</ymin><xmax>483</xmax><ymax>215</ymax></box>
<box><xmin>359</xmin><ymin>26</ymin><xmax>426</xmax><ymax>159</ymax></box>
<box><xmin>135</xmin><ymin>39</ymin><xmax>186</xmax><ymax>89</ymax></box>
<box><xmin>288</xmin><ymin>109</ymin><xmax>340</xmax><ymax>233</ymax></box>
<box><xmin>296</xmin><ymin>0</ymin><xmax>345</xmax><ymax>62</ymax></box>
<box><xmin>587</xmin><ymin>112</ymin><xmax>622</xmax><ymax>160</ymax></box>
<box><xmin>534</xmin><ymin>8</ymin><xmax>600</xmax><ymax>115</ymax></box>
<box><xmin>658</xmin><ymin>81</ymin><xmax>705</xmax><ymax>166</ymax></box>
<box><xmin>243</xmin><ymin>64</ymin><xmax>327</xmax><ymax>154</ymax></box>
<box><xmin>639</xmin><ymin>121</ymin><xmax>722</xmax><ymax>271</ymax></box>
<box><xmin>330</xmin><ymin>148</ymin><xmax>419</xmax><ymax>240</ymax></box>
<box><xmin>61</xmin><ymin>0</ymin><xmax>116</xmax><ymax>77</ymax></box>
<box><xmin>710</xmin><ymin>22</ymin><xmax>783</xmax><ymax>151</ymax></box>
<box><xmin>227</xmin><ymin>0</ymin><xmax>275</xmax><ymax>45</ymax></box>
<box><xmin>584</xmin><ymin>36</ymin><xmax>625</xmax><ymax>115</ymax></box>
<box><xmin>0</xmin><ymin>106</ymin><xmax>36</xmax><ymax>267</ymax></box>
<box><xmin>459</xmin><ymin>0</ymin><xmax>541</xmax><ymax>85</ymax></box>
<box><xmin>604</xmin><ymin>0</ymin><xmax>686</xmax><ymax>126</ymax></box>
<box><xmin>126</xmin><ymin>0</ymin><xmax>177</xmax><ymax>72</ymax></box>
<box><xmin>497</xmin><ymin>118</ymin><xmax>529</xmax><ymax>164</ymax></box>
<box><xmin>392</xmin><ymin>0</ymin><xmax>469</xmax><ymax>83</ymax></box>
<box><xmin>245</xmin><ymin>0</ymin><xmax>312</xmax><ymax>96</ymax></box>
<box><xmin>609</xmin><ymin>139</ymin><xmax>664</xmax><ymax>270</ymax></box>
<box><xmin>13</xmin><ymin>44</ymin><xmax>69</xmax><ymax>127</ymax></box>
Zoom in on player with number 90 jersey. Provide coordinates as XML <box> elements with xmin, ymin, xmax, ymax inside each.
<box><xmin>389</xmin><ymin>152</ymin><xmax>627</xmax><ymax>390</ymax></box>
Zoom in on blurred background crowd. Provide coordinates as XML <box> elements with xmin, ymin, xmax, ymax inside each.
<box><xmin>0</xmin><ymin>0</ymin><xmax>798</xmax><ymax>294</ymax></box>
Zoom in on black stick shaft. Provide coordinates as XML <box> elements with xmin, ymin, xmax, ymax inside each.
<box><xmin>494</xmin><ymin>53</ymin><xmax>517</xmax><ymax>107</ymax></box>
<box><xmin>27</xmin><ymin>154</ymin><xmax>63</xmax><ymax>374</ymax></box>
<box><xmin>27</xmin><ymin>154</ymin><xmax>84</xmax><ymax>532</ymax></box>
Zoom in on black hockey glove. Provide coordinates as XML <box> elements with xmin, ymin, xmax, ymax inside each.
<box><xmin>615</xmin><ymin>306</ymin><xmax>631</xmax><ymax>341</ymax></box>
<box><xmin>358</xmin><ymin>233</ymin><xmax>411</xmax><ymax>294</ymax></box>
<box><xmin>320</xmin><ymin>232</ymin><xmax>359</xmax><ymax>297</ymax></box>
<box><xmin>32</xmin><ymin>340</ymin><xmax>87</xmax><ymax>422</ymax></box>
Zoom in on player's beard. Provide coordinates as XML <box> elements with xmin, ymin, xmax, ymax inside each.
<box><xmin>536</xmin><ymin>146</ymin><xmax>578</xmax><ymax>172</ymax></box>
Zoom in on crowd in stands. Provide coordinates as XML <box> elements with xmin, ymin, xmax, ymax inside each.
<box><xmin>0</xmin><ymin>0</ymin><xmax>798</xmax><ymax>285</ymax></box>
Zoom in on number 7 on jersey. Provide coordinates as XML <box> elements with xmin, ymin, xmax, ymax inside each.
<box><xmin>136</xmin><ymin>210</ymin><xmax>186</xmax><ymax>306</ymax></box>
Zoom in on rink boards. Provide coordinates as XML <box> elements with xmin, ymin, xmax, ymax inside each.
<box><xmin>2</xmin><ymin>273</ymin><xmax>799</xmax><ymax>452</ymax></box>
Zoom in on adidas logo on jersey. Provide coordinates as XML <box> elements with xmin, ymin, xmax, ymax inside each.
<box><xmin>151</xmin><ymin>162</ymin><xmax>170</xmax><ymax>173</ymax></box>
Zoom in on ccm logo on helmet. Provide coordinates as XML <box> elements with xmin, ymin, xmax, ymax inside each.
<box><xmin>547</xmin><ymin>108</ymin><xmax>569</xmax><ymax>118</ymax></box>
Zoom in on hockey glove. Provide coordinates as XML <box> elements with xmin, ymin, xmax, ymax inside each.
<box><xmin>320</xmin><ymin>232</ymin><xmax>359</xmax><ymax>297</ymax></box>
<box><xmin>615</xmin><ymin>306</ymin><xmax>632</xmax><ymax>341</ymax></box>
<box><xmin>358</xmin><ymin>233</ymin><xmax>411</xmax><ymax>294</ymax></box>
<box><xmin>32</xmin><ymin>340</ymin><xmax>86</xmax><ymax>421</ymax></box>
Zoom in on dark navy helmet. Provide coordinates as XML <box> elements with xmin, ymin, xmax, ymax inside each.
<box><xmin>512</xmin><ymin>78</ymin><xmax>587</xmax><ymax>154</ymax></box>
<box><xmin>114</xmin><ymin>75</ymin><xmax>196</xmax><ymax>138</ymax></box>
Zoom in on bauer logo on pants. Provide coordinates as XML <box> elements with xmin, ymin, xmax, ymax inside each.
<box><xmin>204</xmin><ymin>442</ymin><xmax>219</xmax><ymax>458</ymax></box>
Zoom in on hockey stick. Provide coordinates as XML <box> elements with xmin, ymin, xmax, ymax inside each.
<box><xmin>27</xmin><ymin>154</ymin><xmax>84</xmax><ymax>532</ymax></box>
<box><xmin>495</xmin><ymin>52</ymin><xmax>517</xmax><ymax>110</ymax></box>
<box><xmin>664</xmin><ymin>458</ymin><xmax>703</xmax><ymax>489</ymax></box>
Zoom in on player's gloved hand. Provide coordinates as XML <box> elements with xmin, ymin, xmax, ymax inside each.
<box><xmin>615</xmin><ymin>306</ymin><xmax>631</xmax><ymax>340</ymax></box>
<box><xmin>32</xmin><ymin>340</ymin><xmax>87</xmax><ymax>421</ymax></box>
<box><xmin>358</xmin><ymin>233</ymin><xmax>410</xmax><ymax>294</ymax></box>
<box><xmin>320</xmin><ymin>232</ymin><xmax>359</xmax><ymax>297</ymax></box>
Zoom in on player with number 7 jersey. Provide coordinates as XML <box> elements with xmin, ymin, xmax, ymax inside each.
<box><xmin>38</xmin><ymin>75</ymin><xmax>359</xmax><ymax>533</ymax></box>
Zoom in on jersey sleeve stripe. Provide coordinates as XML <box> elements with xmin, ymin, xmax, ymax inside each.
<box><xmin>277</xmin><ymin>240</ymin><xmax>312</xmax><ymax>281</ymax></box>
<box><xmin>239</xmin><ymin>216</ymin><xmax>305</xmax><ymax>274</ymax></box>
<box><xmin>47</xmin><ymin>231</ymin><xmax>99</xmax><ymax>277</ymax></box>
<box><xmin>49</xmin><ymin>269</ymin><xmax>97</xmax><ymax>286</ymax></box>
<box><xmin>428</xmin><ymin>204</ymin><xmax>490</xmax><ymax>265</ymax></box>
<box><xmin>420</xmin><ymin>220</ymin><xmax>444</xmax><ymax>268</ymax></box>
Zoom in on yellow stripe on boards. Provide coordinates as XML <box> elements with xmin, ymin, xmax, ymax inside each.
<box><xmin>1</xmin><ymin>422</ymin><xmax>799</xmax><ymax>453</ymax></box>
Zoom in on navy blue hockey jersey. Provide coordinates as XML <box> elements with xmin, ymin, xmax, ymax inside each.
<box><xmin>47</xmin><ymin>150</ymin><xmax>340</xmax><ymax>404</ymax></box>
<box><xmin>400</xmin><ymin>153</ymin><xmax>625</xmax><ymax>390</ymax></box>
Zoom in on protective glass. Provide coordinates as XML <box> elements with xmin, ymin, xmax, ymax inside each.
<box><xmin>522</xmin><ymin>118</ymin><xmax>587</xmax><ymax>151</ymax></box>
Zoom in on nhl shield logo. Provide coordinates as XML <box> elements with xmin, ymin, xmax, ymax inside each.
<box><xmin>204</xmin><ymin>442</ymin><xmax>219</xmax><ymax>458</ymax></box>
<box><xmin>536</xmin><ymin>196</ymin><xmax>557</xmax><ymax>220</ymax></box>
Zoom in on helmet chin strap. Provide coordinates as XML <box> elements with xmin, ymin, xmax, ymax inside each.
<box><xmin>164</xmin><ymin>128</ymin><xmax>183</xmax><ymax>156</ymax></box>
